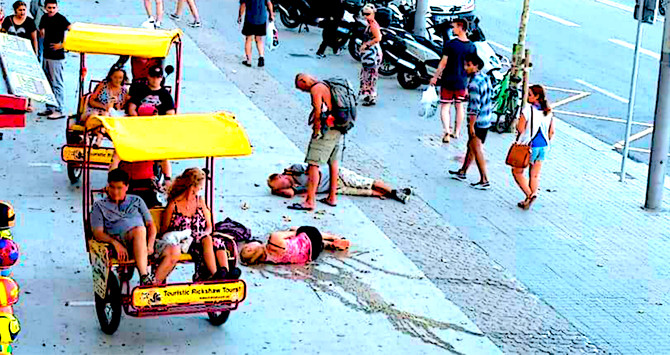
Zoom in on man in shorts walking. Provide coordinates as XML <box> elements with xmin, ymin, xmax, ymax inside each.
<box><xmin>238</xmin><ymin>0</ymin><xmax>274</xmax><ymax>67</ymax></box>
<box><xmin>429</xmin><ymin>18</ymin><xmax>476</xmax><ymax>143</ymax></box>
<box><xmin>449</xmin><ymin>53</ymin><xmax>493</xmax><ymax>190</ymax></box>
<box><xmin>290</xmin><ymin>73</ymin><xmax>340</xmax><ymax>211</ymax></box>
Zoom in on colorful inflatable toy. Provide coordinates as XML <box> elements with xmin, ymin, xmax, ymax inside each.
<box><xmin>0</xmin><ymin>279</ymin><xmax>18</xmax><ymax>307</ymax></box>
<box><xmin>0</xmin><ymin>240</ymin><xmax>18</xmax><ymax>270</ymax></box>
<box><xmin>0</xmin><ymin>313</ymin><xmax>19</xmax><ymax>344</ymax></box>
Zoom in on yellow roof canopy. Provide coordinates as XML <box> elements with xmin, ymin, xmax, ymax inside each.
<box><xmin>90</xmin><ymin>112</ymin><xmax>252</xmax><ymax>161</ymax></box>
<box><xmin>63</xmin><ymin>22</ymin><xmax>182</xmax><ymax>57</ymax></box>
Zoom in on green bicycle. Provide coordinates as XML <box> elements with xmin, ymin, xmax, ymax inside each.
<box><xmin>492</xmin><ymin>71</ymin><xmax>523</xmax><ymax>134</ymax></box>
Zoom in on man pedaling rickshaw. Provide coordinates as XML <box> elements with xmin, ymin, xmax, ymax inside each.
<box><xmin>109</xmin><ymin>65</ymin><xmax>176</xmax><ymax>208</ymax></box>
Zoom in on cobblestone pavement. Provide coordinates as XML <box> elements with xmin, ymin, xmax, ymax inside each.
<box><xmin>176</xmin><ymin>14</ymin><xmax>639</xmax><ymax>353</ymax></box>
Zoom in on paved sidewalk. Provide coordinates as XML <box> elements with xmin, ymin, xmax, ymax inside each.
<box><xmin>171</xmin><ymin>9</ymin><xmax>670</xmax><ymax>353</ymax></box>
<box><xmin>0</xmin><ymin>1</ymin><xmax>501</xmax><ymax>354</ymax></box>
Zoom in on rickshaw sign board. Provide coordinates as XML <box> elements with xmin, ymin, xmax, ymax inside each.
<box><xmin>132</xmin><ymin>281</ymin><xmax>246</xmax><ymax>308</ymax></box>
<box><xmin>0</xmin><ymin>34</ymin><xmax>57</xmax><ymax>106</ymax></box>
<box><xmin>89</xmin><ymin>241</ymin><xmax>110</xmax><ymax>299</ymax></box>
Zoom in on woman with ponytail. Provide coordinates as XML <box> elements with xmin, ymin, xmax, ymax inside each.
<box><xmin>511</xmin><ymin>85</ymin><xmax>555</xmax><ymax>210</ymax></box>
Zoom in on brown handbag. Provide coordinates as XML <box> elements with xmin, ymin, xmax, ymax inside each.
<box><xmin>505</xmin><ymin>108</ymin><xmax>533</xmax><ymax>168</ymax></box>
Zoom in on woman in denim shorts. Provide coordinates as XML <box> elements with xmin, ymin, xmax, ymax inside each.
<box><xmin>512</xmin><ymin>85</ymin><xmax>555</xmax><ymax>210</ymax></box>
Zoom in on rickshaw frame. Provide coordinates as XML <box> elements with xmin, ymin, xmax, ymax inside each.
<box><xmin>80</xmin><ymin>113</ymin><xmax>253</xmax><ymax>334</ymax></box>
<box><xmin>61</xmin><ymin>23</ymin><xmax>184</xmax><ymax>183</ymax></box>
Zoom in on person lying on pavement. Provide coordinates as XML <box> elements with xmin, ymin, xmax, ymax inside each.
<box><xmin>268</xmin><ymin>163</ymin><xmax>411</xmax><ymax>204</ymax></box>
<box><xmin>240</xmin><ymin>226</ymin><xmax>349</xmax><ymax>265</ymax></box>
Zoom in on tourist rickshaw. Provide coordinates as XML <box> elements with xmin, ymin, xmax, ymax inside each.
<box><xmin>60</xmin><ymin>22</ymin><xmax>183</xmax><ymax>183</ymax></box>
<box><xmin>80</xmin><ymin>113</ymin><xmax>251</xmax><ymax>334</ymax></box>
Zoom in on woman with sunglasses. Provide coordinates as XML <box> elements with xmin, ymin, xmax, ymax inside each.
<box><xmin>358</xmin><ymin>4</ymin><xmax>383</xmax><ymax>106</ymax></box>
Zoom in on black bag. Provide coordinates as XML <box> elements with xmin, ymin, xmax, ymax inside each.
<box><xmin>214</xmin><ymin>218</ymin><xmax>252</xmax><ymax>243</ymax></box>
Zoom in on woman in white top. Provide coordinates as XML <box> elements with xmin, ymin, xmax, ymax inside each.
<box><xmin>512</xmin><ymin>85</ymin><xmax>555</xmax><ymax>210</ymax></box>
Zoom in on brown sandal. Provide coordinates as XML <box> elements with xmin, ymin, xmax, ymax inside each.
<box><xmin>442</xmin><ymin>134</ymin><xmax>450</xmax><ymax>143</ymax></box>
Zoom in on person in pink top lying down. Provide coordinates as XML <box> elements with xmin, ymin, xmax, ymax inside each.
<box><xmin>240</xmin><ymin>226</ymin><xmax>350</xmax><ymax>265</ymax></box>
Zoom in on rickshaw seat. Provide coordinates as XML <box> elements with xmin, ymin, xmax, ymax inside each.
<box><xmin>70</xmin><ymin>124</ymin><xmax>85</xmax><ymax>132</ymax></box>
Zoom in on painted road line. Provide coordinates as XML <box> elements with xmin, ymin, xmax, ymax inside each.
<box><xmin>532</xmin><ymin>11</ymin><xmax>580</xmax><ymax>27</ymax></box>
<box><xmin>613</xmin><ymin>145</ymin><xmax>670</xmax><ymax>156</ymax></box>
<box><xmin>609</xmin><ymin>39</ymin><xmax>661</xmax><ymax>60</ymax></box>
<box><xmin>613</xmin><ymin>127</ymin><xmax>654</xmax><ymax>149</ymax></box>
<box><xmin>595</xmin><ymin>0</ymin><xmax>632</xmax><ymax>12</ymax></box>
<box><xmin>488</xmin><ymin>41</ymin><xmax>512</xmax><ymax>53</ymax></box>
<box><xmin>594</xmin><ymin>0</ymin><xmax>665</xmax><ymax>22</ymax></box>
<box><xmin>574</xmin><ymin>79</ymin><xmax>629</xmax><ymax>103</ymax></box>
<box><xmin>553</xmin><ymin>110</ymin><xmax>652</xmax><ymax>127</ymax></box>
<box><xmin>551</xmin><ymin>92</ymin><xmax>591</xmax><ymax>109</ymax></box>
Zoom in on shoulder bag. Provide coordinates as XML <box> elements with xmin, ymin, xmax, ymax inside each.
<box><xmin>505</xmin><ymin>107</ymin><xmax>533</xmax><ymax>168</ymax></box>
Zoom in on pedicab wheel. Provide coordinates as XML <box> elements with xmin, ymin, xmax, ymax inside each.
<box><xmin>207</xmin><ymin>310</ymin><xmax>230</xmax><ymax>326</ymax></box>
<box><xmin>95</xmin><ymin>272</ymin><xmax>122</xmax><ymax>335</ymax></box>
<box><xmin>67</xmin><ymin>163</ymin><xmax>81</xmax><ymax>184</ymax></box>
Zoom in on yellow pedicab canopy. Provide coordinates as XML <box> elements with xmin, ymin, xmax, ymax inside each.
<box><xmin>88</xmin><ymin>112</ymin><xmax>252</xmax><ymax>161</ymax></box>
<box><xmin>63</xmin><ymin>22</ymin><xmax>182</xmax><ymax>57</ymax></box>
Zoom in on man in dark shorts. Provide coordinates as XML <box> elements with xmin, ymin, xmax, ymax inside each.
<box><xmin>429</xmin><ymin>18</ymin><xmax>476</xmax><ymax>143</ymax></box>
<box><xmin>290</xmin><ymin>73</ymin><xmax>340</xmax><ymax>211</ymax></box>
<box><xmin>238</xmin><ymin>0</ymin><xmax>274</xmax><ymax>67</ymax></box>
<box><xmin>90</xmin><ymin>169</ymin><xmax>157</xmax><ymax>285</ymax></box>
<box><xmin>449</xmin><ymin>53</ymin><xmax>493</xmax><ymax>190</ymax></box>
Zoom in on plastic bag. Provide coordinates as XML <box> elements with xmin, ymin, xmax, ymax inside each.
<box><xmin>419</xmin><ymin>85</ymin><xmax>438</xmax><ymax>119</ymax></box>
<box><xmin>267</xmin><ymin>21</ymin><xmax>279</xmax><ymax>51</ymax></box>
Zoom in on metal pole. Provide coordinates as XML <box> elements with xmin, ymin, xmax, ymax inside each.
<box><xmin>413</xmin><ymin>0</ymin><xmax>428</xmax><ymax>36</ymax></box>
<box><xmin>645</xmin><ymin>13</ymin><xmax>670</xmax><ymax>210</ymax></box>
<box><xmin>621</xmin><ymin>5</ymin><xmax>646</xmax><ymax>182</ymax></box>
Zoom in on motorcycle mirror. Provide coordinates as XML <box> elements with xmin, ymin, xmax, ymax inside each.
<box><xmin>165</xmin><ymin>65</ymin><xmax>175</xmax><ymax>76</ymax></box>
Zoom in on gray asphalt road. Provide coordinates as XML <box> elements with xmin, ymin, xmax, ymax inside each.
<box><xmin>477</xmin><ymin>0</ymin><xmax>665</xmax><ymax>163</ymax></box>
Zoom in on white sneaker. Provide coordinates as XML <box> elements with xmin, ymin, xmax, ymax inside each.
<box><xmin>154</xmin><ymin>21</ymin><xmax>161</xmax><ymax>29</ymax></box>
<box><xmin>141</xmin><ymin>17</ymin><xmax>156</xmax><ymax>29</ymax></box>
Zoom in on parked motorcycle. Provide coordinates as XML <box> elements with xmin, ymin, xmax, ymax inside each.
<box><xmin>389</xmin><ymin>18</ymin><xmax>508</xmax><ymax>90</ymax></box>
<box><xmin>275</xmin><ymin>0</ymin><xmax>339</xmax><ymax>30</ymax></box>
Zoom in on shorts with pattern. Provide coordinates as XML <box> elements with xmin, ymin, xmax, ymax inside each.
<box><xmin>337</xmin><ymin>168</ymin><xmax>375</xmax><ymax>196</ymax></box>
<box><xmin>305</xmin><ymin>129</ymin><xmax>342</xmax><ymax>165</ymax></box>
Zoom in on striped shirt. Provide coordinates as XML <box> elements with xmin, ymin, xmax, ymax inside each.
<box><xmin>467</xmin><ymin>71</ymin><xmax>493</xmax><ymax>128</ymax></box>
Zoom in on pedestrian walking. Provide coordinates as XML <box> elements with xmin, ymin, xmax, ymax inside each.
<box><xmin>511</xmin><ymin>85</ymin><xmax>555</xmax><ymax>210</ymax></box>
<box><xmin>237</xmin><ymin>0</ymin><xmax>274</xmax><ymax>67</ymax></box>
<box><xmin>429</xmin><ymin>18</ymin><xmax>476</xmax><ymax>143</ymax></box>
<box><xmin>291</xmin><ymin>73</ymin><xmax>341</xmax><ymax>211</ymax></box>
<box><xmin>169</xmin><ymin>0</ymin><xmax>201</xmax><ymax>28</ymax></box>
<box><xmin>315</xmin><ymin>0</ymin><xmax>344</xmax><ymax>58</ymax></box>
<box><xmin>358</xmin><ymin>3</ymin><xmax>382</xmax><ymax>106</ymax></box>
<box><xmin>29</xmin><ymin>0</ymin><xmax>44</xmax><ymax>60</ymax></box>
<box><xmin>141</xmin><ymin>0</ymin><xmax>164</xmax><ymax>29</ymax></box>
<box><xmin>38</xmin><ymin>0</ymin><xmax>70</xmax><ymax>120</ymax></box>
<box><xmin>448</xmin><ymin>53</ymin><xmax>493</xmax><ymax>190</ymax></box>
<box><xmin>1</xmin><ymin>1</ymin><xmax>38</xmax><ymax>54</ymax></box>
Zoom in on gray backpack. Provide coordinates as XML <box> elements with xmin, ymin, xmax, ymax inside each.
<box><xmin>323</xmin><ymin>77</ymin><xmax>358</xmax><ymax>134</ymax></box>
